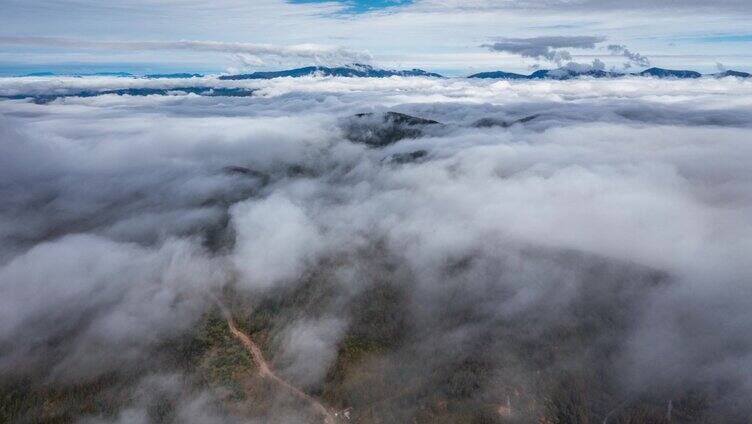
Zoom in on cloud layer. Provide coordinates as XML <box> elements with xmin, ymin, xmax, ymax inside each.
<box><xmin>0</xmin><ymin>36</ymin><xmax>372</xmax><ymax>67</ymax></box>
<box><xmin>2</xmin><ymin>74</ymin><xmax>752</xmax><ymax>421</ymax></box>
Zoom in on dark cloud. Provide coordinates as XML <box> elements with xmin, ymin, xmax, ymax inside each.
<box><xmin>608</xmin><ymin>44</ymin><xmax>651</xmax><ymax>68</ymax></box>
<box><xmin>483</xmin><ymin>35</ymin><xmax>606</xmax><ymax>64</ymax></box>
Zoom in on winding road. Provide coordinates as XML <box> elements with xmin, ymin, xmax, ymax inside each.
<box><xmin>215</xmin><ymin>300</ymin><xmax>336</xmax><ymax>424</ymax></box>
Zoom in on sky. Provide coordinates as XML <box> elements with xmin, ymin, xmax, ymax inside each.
<box><xmin>0</xmin><ymin>1</ymin><xmax>751</xmax><ymax>76</ymax></box>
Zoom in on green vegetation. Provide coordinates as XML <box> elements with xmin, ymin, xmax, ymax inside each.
<box><xmin>192</xmin><ymin>312</ymin><xmax>253</xmax><ymax>400</ymax></box>
<box><xmin>0</xmin><ymin>269</ymin><xmax>737</xmax><ymax>423</ymax></box>
<box><xmin>0</xmin><ymin>372</ymin><xmax>135</xmax><ymax>423</ymax></box>
<box><xmin>0</xmin><ymin>308</ymin><xmax>254</xmax><ymax>424</ymax></box>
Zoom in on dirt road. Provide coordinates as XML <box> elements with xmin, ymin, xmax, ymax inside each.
<box><xmin>216</xmin><ymin>301</ymin><xmax>336</xmax><ymax>424</ymax></box>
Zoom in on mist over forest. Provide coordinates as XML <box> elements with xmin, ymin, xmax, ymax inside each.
<box><xmin>2</xmin><ymin>75</ymin><xmax>752</xmax><ymax>423</ymax></box>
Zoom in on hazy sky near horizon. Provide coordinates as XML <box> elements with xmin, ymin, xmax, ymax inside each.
<box><xmin>1</xmin><ymin>0</ymin><xmax>751</xmax><ymax>75</ymax></box>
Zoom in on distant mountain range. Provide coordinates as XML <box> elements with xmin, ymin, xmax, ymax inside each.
<box><xmin>19</xmin><ymin>65</ymin><xmax>442</xmax><ymax>80</ymax></box>
<box><xmin>469</xmin><ymin>67</ymin><xmax>750</xmax><ymax>80</ymax></box>
<box><xmin>13</xmin><ymin>65</ymin><xmax>751</xmax><ymax>82</ymax></box>
<box><xmin>467</xmin><ymin>71</ymin><xmax>530</xmax><ymax>79</ymax></box>
<box><xmin>1</xmin><ymin>87</ymin><xmax>254</xmax><ymax>103</ymax></box>
<box><xmin>218</xmin><ymin>64</ymin><xmax>443</xmax><ymax>80</ymax></box>
<box><xmin>713</xmin><ymin>70</ymin><xmax>752</xmax><ymax>78</ymax></box>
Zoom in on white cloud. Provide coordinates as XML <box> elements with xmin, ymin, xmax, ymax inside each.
<box><xmin>231</xmin><ymin>194</ymin><xmax>327</xmax><ymax>290</ymax></box>
<box><xmin>0</xmin><ymin>36</ymin><xmax>372</xmax><ymax>67</ymax></box>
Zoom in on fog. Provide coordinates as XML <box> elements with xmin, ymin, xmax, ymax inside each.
<box><xmin>1</xmin><ymin>75</ymin><xmax>752</xmax><ymax>422</ymax></box>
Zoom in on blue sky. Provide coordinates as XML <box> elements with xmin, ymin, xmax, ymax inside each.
<box><xmin>696</xmin><ymin>35</ymin><xmax>752</xmax><ymax>43</ymax></box>
<box><xmin>288</xmin><ymin>0</ymin><xmax>413</xmax><ymax>13</ymax></box>
<box><xmin>1</xmin><ymin>0</ymin><xmax>751</xmax><ymax>76</ymax></box>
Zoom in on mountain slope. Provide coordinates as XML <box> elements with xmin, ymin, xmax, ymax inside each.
<box><xmin>638</xmin><ymin>67</ymin><xmax>702</xmax><ymax>78</ymax></box>
<box><xmin>469</xmin><ymin>66</ymin><xmax>750</xmax><ymax>80</ymax></box>
<box><xmin>467</xmin><ymin>71</ymin><xmax>528</xmax><ymax>79</ymax></box>
<box><xmin>219</xmin><ymin>64</ymin><xmax>443</xmax><ymax>80</ymax></box>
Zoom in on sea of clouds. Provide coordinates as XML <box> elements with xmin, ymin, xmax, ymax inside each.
<box><xmin>1</xmin><ymin>75</ymin><xmax>752</xmax><ymax>421</ymax></box>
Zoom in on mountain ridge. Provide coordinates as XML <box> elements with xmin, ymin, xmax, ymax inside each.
<box><xmin>469</xmin><ymin>66</ymin><xmax>750</xmax><ymax>80</ymax></box>
<box><xmin>13</xmin><ymin>65</ymin><xmax>751</xmax><ymax>81</ymax></box>
<box><xmin>218</xmin><ymin>64</ymin><xmax>443</xmax><ymax>80</ymax></box>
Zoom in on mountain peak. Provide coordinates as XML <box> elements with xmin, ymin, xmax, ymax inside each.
<box><xmin>638</xmin><ymin>67</ymin><xmax>702</xmax><ymax>78</ymax></box>
<box><xmin>714</xmin><ymin>70</ymin><xmax>751</xmax><ymax>78</ymax></box>
<box><xmin>219</xmin><ymin>64</ymin><xmax>443</xmax><ymax>80</ymax></box>
<box><xmin>469</xmin><ymin>66</ymin><xmax>750</xmax><ymax>80</ymax></box>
